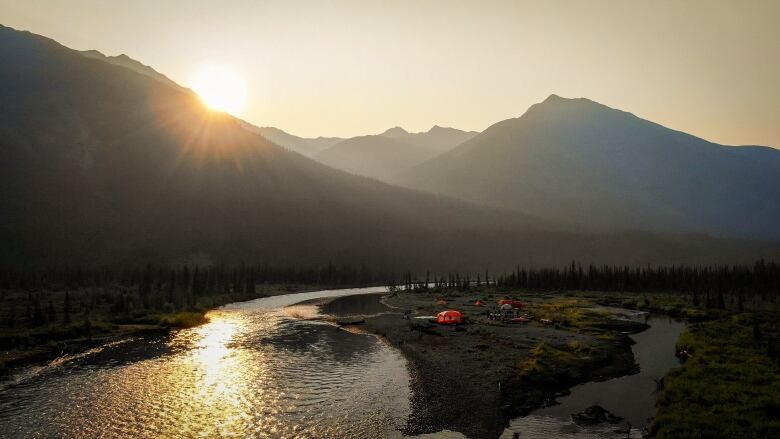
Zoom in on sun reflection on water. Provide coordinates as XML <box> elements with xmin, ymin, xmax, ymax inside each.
<box><xmin>0</xmin><ymin>291</ymin><xmax>411</xmax><ymax>439</ymax></box>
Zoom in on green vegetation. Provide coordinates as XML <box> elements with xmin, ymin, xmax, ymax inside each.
<box><xmin>437</xmin><ymin>281</ymin><xmax>780</xmax><ymax>438</ymax></box>
<box><xmin>518</xmin><ymin>342</ymin><xmax>594</xmax><ymax>381</ymax></box>
<box><xmin>651</xmin><ymin>313</ymin><xmax>780</xmax><ymax>438</ymax></box>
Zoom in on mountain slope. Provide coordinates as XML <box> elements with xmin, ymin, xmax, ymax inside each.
<box><xmin>80</xmin><ymin>49</ymin><xmax>183</xmax><ymax>91</ymax></box>
<box><xmin>1</xmin><ymin>25</ymin><xmax>526</xmax><ymax>269</ymax></box>
<box><xmin>1</xmin><ymin>26</ymin><xmax>777</xmax><ymax>269</ymax></box>
<box><xmin>244</xmin><ymin>126</ymin><xmax>343</xmax><ymax>157</ymax></box>
<box><xmin>397</xmin><ymin>95</ymin><xmax>780</xmax><ymax>241</ymax></box>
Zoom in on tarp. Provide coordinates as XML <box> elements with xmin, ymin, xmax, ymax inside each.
<box><xmin>498</xmin><ymin>299</ymin><xmax>524</xmax><ymax>308</ymax></box>
<box><xmin>436</xmin><ymin>310</ymin><xmax>464</xmax><ymax>324</ymax></box>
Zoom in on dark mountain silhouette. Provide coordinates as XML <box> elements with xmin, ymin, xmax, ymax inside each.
<box><xmin>243</xmin><ymin>125</ymin><xmax>343</xmax><ymax>157</ymax></box>
<box><xmin>1</xmin><ymin>25</ymin><xmax>777</xmax><ymax>270</ymax></box>
<box><xmin>316</xmin><ymin>126</ymin><xmax>477</xmax><ymax>180</ymax></box>
<box><xmin>80</xmin><ymin>49</ymin><xmax>183</xmax><ymax>91</ymax></box>
<box><xmin>396</xmin><ymin>94</ymin><xmax>780</xmax><ymax>241</ymax></box>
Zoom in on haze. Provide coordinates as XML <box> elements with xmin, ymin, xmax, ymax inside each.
<box><xmin>1</xmin><ymin>0</ymin><xmax>778</xmax><ymax>146</ymax></box>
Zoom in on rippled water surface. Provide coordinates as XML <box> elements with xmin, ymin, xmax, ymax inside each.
<box><xmin>0</xmin><ymin>287</ymin><xmax>410</xmax><ymax>438</ymax></box>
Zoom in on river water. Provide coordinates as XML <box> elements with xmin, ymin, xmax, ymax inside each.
<box><xmin>501</xmin><ymin>310</ymin><xmax>686</xmax><ymax>438</ymax></box>
<box><xmin>0</xmin><ymin>287</ymin><xmax>410</xmax><ymax>439</ymax></box>
<box><xmin>0</xmin><ymin>290</ymin><xmax>684</xmax><ymax>439</ymax></box>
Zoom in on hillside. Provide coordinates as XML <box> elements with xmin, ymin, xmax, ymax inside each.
<box><xmin>396</xmin><ymin>95</ymin><xmax>780</xmax><ymax>241</ymax></box>
<box><xmin>80</xmin><ymin>49</ymin><xmax>183</xmax><ymax>91</ymax></box>
<box><xmin>1</xmin><ymin>26</ymin><xmax>777</xmax><ymax>270</ymax></box>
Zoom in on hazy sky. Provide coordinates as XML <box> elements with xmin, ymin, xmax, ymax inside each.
<box><xmin>2</xmin><ymin>0</ymin><xmax>778</xmax><ymax>146</ymax></box>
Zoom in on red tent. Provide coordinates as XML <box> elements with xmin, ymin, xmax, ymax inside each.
<box><xmin>473</xmin><ymin>300</ymin><xmax>485</xmax><ymax>306</ymax></box>
<box><xmin>498</xmin><ymin>299</ymin><xmax>524</xmax><ymax>308</ymax></box>
<box><xmin>436</xmin><ymin>310</ymin><xmax>464</xmax><ymax>325</ymax></box>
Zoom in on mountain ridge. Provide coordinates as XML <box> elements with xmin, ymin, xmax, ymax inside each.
<box><xmin>1</xmin><ymin>25</ymin><xmax>777</xmax><ymax>270</ymax></box>
<box><xmin>396</xmin><ymin>94</ymin><xmax>780</xmax><ymax>241</ymax></box>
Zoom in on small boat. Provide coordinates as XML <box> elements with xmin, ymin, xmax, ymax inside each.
<box><xmin>335</xmin><ymin>317</ymin><xmax>365</xmax><ymax>325</ymax></box>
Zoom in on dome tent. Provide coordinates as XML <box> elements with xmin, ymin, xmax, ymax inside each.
<box><xmin>436</xmin><ymin>310</ymin><xmax>464</xmax><ymax>324</ymax></box>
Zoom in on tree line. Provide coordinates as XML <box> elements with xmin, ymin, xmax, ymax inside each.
<box><xmin>3</xmin><ymin>260</ymin><xmax>779</xmax><ymax>331</ymax></box>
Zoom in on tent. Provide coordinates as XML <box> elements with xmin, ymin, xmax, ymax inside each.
<box><xmin>473</xmin><ymin>300</ymin><xmax>485</xmax><ymax>306</ymax></box>
<box><xmin>498</xmin><ymin>299</ymin><xmax>524</xmax><ymax>308</ymax></box>
<box><xmin>436</xmin><ymin>310</ymin><xmax>464</xmax><ymax>325</ymax></box>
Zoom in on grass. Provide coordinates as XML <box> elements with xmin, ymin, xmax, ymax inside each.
<box><xmin>650</xmin><ymin>313</ymin><xmax>780</xmax><ymax>438</ymax></box>
<box><xmin>495</xmin><ymin>288</ymin><xmax>780</xmax><ymax>438</ymax></box>
<box><xmin>516</xmin><ymin>340</ymin><xmax>601</xmax><ymax>386</ymax></box>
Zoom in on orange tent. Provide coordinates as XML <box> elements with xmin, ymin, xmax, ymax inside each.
<box><xmin>436</xmin><ymin>310</ymin><xmax>464</xmax><ymax>325</ymax></box>
<box><xmin>473</xmin><ymin>300</ymin><xmax>485</xmax><ymax>306</ymax></box>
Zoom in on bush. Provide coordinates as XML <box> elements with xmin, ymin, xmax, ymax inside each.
<box><xmin>158</xmin><ymin>312</ymin><xmax>208</xmax><ymax>328</ymax></box>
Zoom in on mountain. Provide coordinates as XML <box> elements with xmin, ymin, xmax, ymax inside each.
<box><xmin>1</xmin><ymin>25</ymin><xmax>777</xmax><ymax>269</ymax></box>
<box><xmin>80</xmin><ymin>49</ymin><xmax>183</xmax><ymax>91</ymax></box>
<box><xmin>380</xmin><ymin>125</ymin><xmax>478</xmax><ymax>154</ymax></box>
<box><xmin>244</xmin><ymin>126</ymin><xmax>343</xmax><ymax>157</ymax></box>
<box><xmin>316</xmin><ymin>134</ymin><xmax>438</xmax><ymax>180</ymax></box>
<box><xmin>396</xmin><ymin>94</ymin><xmax>780</xmax><ymax>241</ymax></box>
<box><xmin>315</xmin><ymin>126</ymin><xmax>477</xmax><ymax>180</ymax></box>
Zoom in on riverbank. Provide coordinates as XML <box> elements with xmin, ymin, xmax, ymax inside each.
<box><xmin>319</xmin><ymin>289</ymin><xmax>649</xmax><ymax>438</ymax></box>
<box><xmin>651</xmin><ymin>313</ymin><xmax>780</xmax><ymax>438</ymax></box>
<box><xmin>0</xmin><ymin>283</ymin><xmax>327</xmax><ymax>376</ymax></box>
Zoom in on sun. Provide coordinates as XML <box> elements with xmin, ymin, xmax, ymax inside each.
<box><xmin>189</xmin><ymin>65</ymin><xmax>247</xmax><ymax>116</ymax></box>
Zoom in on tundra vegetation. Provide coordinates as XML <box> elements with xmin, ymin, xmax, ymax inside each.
<box><xmin>391</xmin><ymin>260</ymin><xmax>780</xmax><ymax>437</ymax></box>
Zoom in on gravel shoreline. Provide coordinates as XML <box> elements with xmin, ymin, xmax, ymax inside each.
<box><xmin>319</xmin><ymin>291</ymin><xmax>645</xmax><ymax>439</ymax></box>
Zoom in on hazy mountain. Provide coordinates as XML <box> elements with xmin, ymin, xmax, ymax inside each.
<box><xmin>1</xmin><ymin>25</ymin><xmax>777</xmax><ymax>269</ymax></box>
<box><xmin>397</xmin><ymin>94</ymin><xmax>780</xmax><ymax>241</ymax></box>
<box><xmin>80</xmin><ymin>49</ymin><xmax>183</xmax><ymax>91</ymax></box>
<box><xmin>380</xmin><ymin>125</ymin><xmax>478</xmax><ymax>154</ymax></box>
<box><xmin>316</xmin><ymin>135</ymin><xmax>438</xmax><ymax>180</ymax></box>
<box><xmin>316</xmin><ymin>126</ymin><xmax>477</xmax><ymax>180</ymax></box>
<box><xmin>242</xmin><ymin>125</ymin><xmax>344</xmax><ymax>157</ymax></box>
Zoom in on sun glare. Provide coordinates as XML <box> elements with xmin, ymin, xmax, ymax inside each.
<box><xmin>190</xmin><ymin>65</ymin><xmax>247</xmax><ymax>116</ymax></box>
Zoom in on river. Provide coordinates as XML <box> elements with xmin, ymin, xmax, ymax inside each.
<box><xmin>0</xmin><ymin>287</ymin><xmax>410</xmax><ymax>438</ymax></box>
<box><xmin>501</xmin><ymin>309</ymin><xmax>686</xmax><ymax>438</ymax></box>
<box><xmin>0</xmin><ymin>290</ymin><xmax>684</xmax><ymax>439</ymax></box>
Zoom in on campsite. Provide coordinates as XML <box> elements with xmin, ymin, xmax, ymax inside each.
<box><xmin>319</xmin><ymin>288</ymin><xmax>648</xmax><ymax>438</ymax></box>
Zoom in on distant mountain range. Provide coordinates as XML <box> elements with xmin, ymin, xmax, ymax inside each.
<box><xmin>243</xmin><ymin>126</ymin><xmax>344</xmax><ymax>157</ymax></box>
<box><xmin>378</xmin><ymin>125</ymin><xmax>479</xmax><ymax>154</ymax></box>
<box><xmin>1</xmin><ymin>24</ymin><xmax>778</xmax><ymax>269</ymax></box>
<box><xmin>395</xmin><ymin>95</ymin><xmax>780</xmax><ymax>241</ymax></box>
<box><xmin>316</xmin><ymin>126</ymin><xmax>477</xmax><ymax>180</ymax></box>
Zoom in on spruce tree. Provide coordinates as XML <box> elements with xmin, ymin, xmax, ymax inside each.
<box><xmin>63</xmin><ymin>291</ymin><xmax>71</xmax><ymax>324</ymax></box>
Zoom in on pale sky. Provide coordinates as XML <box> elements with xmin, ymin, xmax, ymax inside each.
<box><xmin>2</xmin><ymin>0</ymin><xmax>778</xmax><ymax>146</ymax></box>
